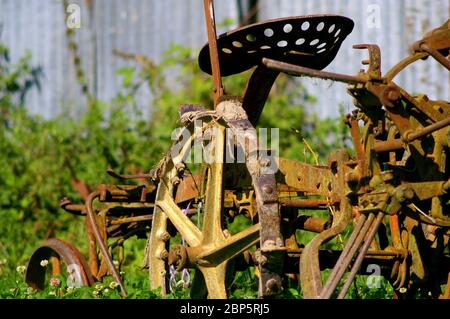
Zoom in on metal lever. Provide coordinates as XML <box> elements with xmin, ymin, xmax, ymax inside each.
<box><xmin>107</xmin><ymin>168</ymin><xmax>155</xmax><ymax>181</ymax></box>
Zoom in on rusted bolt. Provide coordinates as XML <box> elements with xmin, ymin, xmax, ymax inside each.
<box><xmin>262</xmin><ymin>185</ymin><xmax>273</xmax><ymax>194</ymax></box>
<box><xmin>171</xmin><ymin>176</ymin><xmax>181</xmax><ymax>186</ymax></box>
<box><xmin>387</xmin><ymin>90</ymin><xmax>400</xmax><ymax>102</ymax></box>
<box><xmin>345</xmin><ymin>171</ymin><xmax>360</xmax><ymax>184</ymax></box>
<box><xmin>158</xmin><ymin>231</ymin><xmax>171</xmax><ymax>242</ymax></box>
<box><xmin>265</xmin><ymin>278</ymin><xmax>280</xmax><ymax>294</ymax></box>
<box><xmin>159</xmin><ymin>249</ymin><xmax>169</xmax><ymax>260</ymax></box>
<box><xmin>175</xmin><ymin>162</ymin><xmax>186</xmax><ymax>174</ymax></box>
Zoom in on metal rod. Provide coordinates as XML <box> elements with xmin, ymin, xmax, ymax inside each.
<box><xmin>374</xmin><ymin>116</ymin><xmax>450</xmax><ymax>152</ymax></box>
<box><xmin>337</xmin><ymin>212</ymin><xmax>384</xmax><ymax>299</ymax></box>
<box><xmin>106</xmin><ymin>168</ymin><xmax>155</xmax><ymax>180</ymax></box>
<box><xmin>320</xmin><ymin>213</ymin><xmax>374</xmax><ymax>299</ymax></box>
<box><xmin>279</xmin><ymin>198</ymin><xmax>329</xmax><ymax>208</ymax></box>
<box><xmin>109</xmin><ymin>214</ymin><xmax>153</xmax><ymax>225</ymax></box>
<box><xmin>407</xmin><ymin>116</ymin><xmax>450</xmax><ymax>141</ymax></box>
<box><xmin>373</xmin><ymin>139</ymin><xmax>403</xmax><ymax>153</ymax></box>
<box><xmin>420</xmin><ymin>43</ymin><xmax>450</xmax><ymax>71</ymax></box>
<box><xmin>203</xmin><ymin>0</ymin><xmax>224</xmax><ymax>107</ymax></box>
<box><xmin>86</xmin><ymin>192</ymin><xmax>127</xmax><ymax>296</ymax></box>
<box><xmin>262</xmin><ymin>58</ymin><xmax>367</xmax><ymax>84</ymax></box>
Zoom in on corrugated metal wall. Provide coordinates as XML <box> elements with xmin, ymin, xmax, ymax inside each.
<box><xmin>0</xmin><ymin>0</ymin><xmax>449</xmax><ymax>118</ymax></box>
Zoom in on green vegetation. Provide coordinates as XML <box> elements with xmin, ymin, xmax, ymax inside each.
<box><xmin>0</xmin><ymin>39</ymin><xmax>391</xmax><ymax>299</ymax></box>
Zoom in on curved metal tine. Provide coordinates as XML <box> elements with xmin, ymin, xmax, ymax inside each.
<box><xmin>86</xmin><ymin>192</ymin><xmax>127</xmax><ymax>296</ymax></box>
<box><xmin>337</xmin><ymin>212</ymin><xmax>384</xmax><ymax>299</ymax></box>
<box><xmin>320</xmin><ymin>213</ymin><xmax>375</xmax><ymax>299</ymax></box>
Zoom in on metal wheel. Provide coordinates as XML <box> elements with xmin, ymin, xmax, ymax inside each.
<box><xmin>25</xmin><ymin>238</ymin><xmax>94</xmax><ymax>291</ymax></box>
<box><xmin>148</xmin><ymin>118</ymin><xmax>260</xmax><ymax>298</ymax></box>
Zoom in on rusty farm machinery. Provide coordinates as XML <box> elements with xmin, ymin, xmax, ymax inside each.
<box><xmin>25</xmin><ymin>0</ymin><xmax>449</xmax><ymax>299</ymax></box>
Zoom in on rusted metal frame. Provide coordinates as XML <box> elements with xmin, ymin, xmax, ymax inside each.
<box><xmin>345</xmin><ymin>116</ymin><xmax>368</xmax><ymax>194</ymax></box>
<box><xmin>374</xmin><ymin>117</ymin><xmax>450</xmax><ymax>152</ymax></box>
<box><xmin>221</xmin><ymin>99</ymin><xmax>284</xmax><ymax>298</ymax></box>
<box><xmin>300</xmin><ymin>198</ymin><xmax>353</xmax><ymax>298</ymax></box>
<box><xmin>25</xmin><ymin>238</ymin><xmax>95</xmax><ymax>290</ymax></box>
<box><xmin>203</xmin><ymin>0</ymin><xmax>224</xmax><ymax>107</ymax></box>
<box><xmin>86</xmin><ymin>217</ymin><xmax>99</xmax><ymax>278</ymax></box>
<box><xmin>320</xmin><ymin>213</ymin><xmax>374</xmax><ymax>298</ymax></box>
<box><xmin>419</xmin><ymin>43</ymin><xmax>450</xmax><ymax>71</ymax></box>
<box><xmin>193</xmin><ymin>224</ymin><xmax>260</xmax><ymax>267</ymax></box>
<box><xmin>299</xmin><ymin>150</ymin><xmax>352</xmax><ymax>298</ymax></box>
<box><xmin>287</xmin><ymin>247</ymin><xmax>405</xmax><ymax>258</ymax></box>
<box><xmin>85</xmin><ymin>192</ymin><xmax>127</xmax><ymax>296</ymax></box>
<box><xmin>337</xmin><ymin>212</ymin><xmax>384</xmax><ymax>299</ymax></box>
<box><xmin>109</xmin><ymin>214</ymin><xmax>153</xmax><ymax>225</ymax></box>
<box><xmin>347</xmin><ymin>118</ymin><xmax>365</xmax><ymax>168</ymax></box>
<box><xmin>373</xmin><ymin>99</ymin><xmax>450</xmax><ymax>153</ymax></box>
<box><xmin>277</xmin><ymin>158</ymin><xmax>336</xmax><ymax>198</ymax></box>
<box><xmin>106</xmin><ymin>168</ymin><xmax>156</xmax><ymax>181</ymax></box>
<box><xmin>242</xmin><ymin>65</ymin><xmax>280</xmax><ymax>126</ymax></box>
<box><xmin>385</xmin><ymin>52</ymin><xmax>429</xmax><ymax>82</ymax></box>
<box><xmin>262</xmin><ymin>58</ymin><xmax>367</xmax><ymax>84</ymax></box>
<box><xmin>97</xmin><ymin>184</ymin><xmax>155</xmax><ymax>203</ymax></box>
<box><xmin>407</xmin><ymin>116</ymin><xmax>450</xmax><ymax>141</ymax></box>
<box><xmin>279</xmin><ymin>198</ymin><xmax>328</xmax><ymax>208</ymax></box>
<box><xmin>352</xmin><ymin>44</ymin><xmax>382</xmax><ymax>80</ymax></box>
<box><xmin>293</xmin><ymin>215</ymin><xmax>329</xmax><ymax>233</ymax></box>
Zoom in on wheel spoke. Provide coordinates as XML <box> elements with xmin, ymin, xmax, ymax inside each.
<box><xmin>196</xmin><ymin>224</ymin><xmax>260</xmax><ymax>266</ymax></box>
<box><xmin>190</xmin><ymin>269</ymin><xmax>208</xmax><ymax>299</ymax></box>
<box><xmin>200</xmin><ymin>263</ymin><xmax>228</xmax><ymax>299</ymax></box>
<box><xmin>202</xmin><ymin>124</ymin><xmax>226</xmax><ymax>245</ymax></box>
<box><xmin>157</xmin><ymin>195</ymin><xmax>203</xmax><ymax>247</ymax></box>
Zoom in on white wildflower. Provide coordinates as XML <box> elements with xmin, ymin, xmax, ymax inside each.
<box><xmin>16</xmin><ymin>265</ymin><xmax>26</xmax><ymax>274</ymax></box>
<box><xmin>94</xmin><ymin>284</ymin><xmax>104</xmax><ymax>291</ymax></box>
<box><xmin>40</xmin><ymin>259</ymin><xmax>49</xmax><ymax>267</ymax></box>
<box><xmin>109</xmin><ymin>281</ymin><xmax>119</xmax><ymax>289</ymax></box>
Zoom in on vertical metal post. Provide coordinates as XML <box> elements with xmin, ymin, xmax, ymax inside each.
<box><xmin>203</xmin><ymin>0</ymin><xmax>224</xmax><ymax>108</ymax></box>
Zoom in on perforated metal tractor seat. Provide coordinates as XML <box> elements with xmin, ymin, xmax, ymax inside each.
<box><xmin>198</xmin><ymin>15</ymin><xmax>354</xmax><ymax>76</ymax></box>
